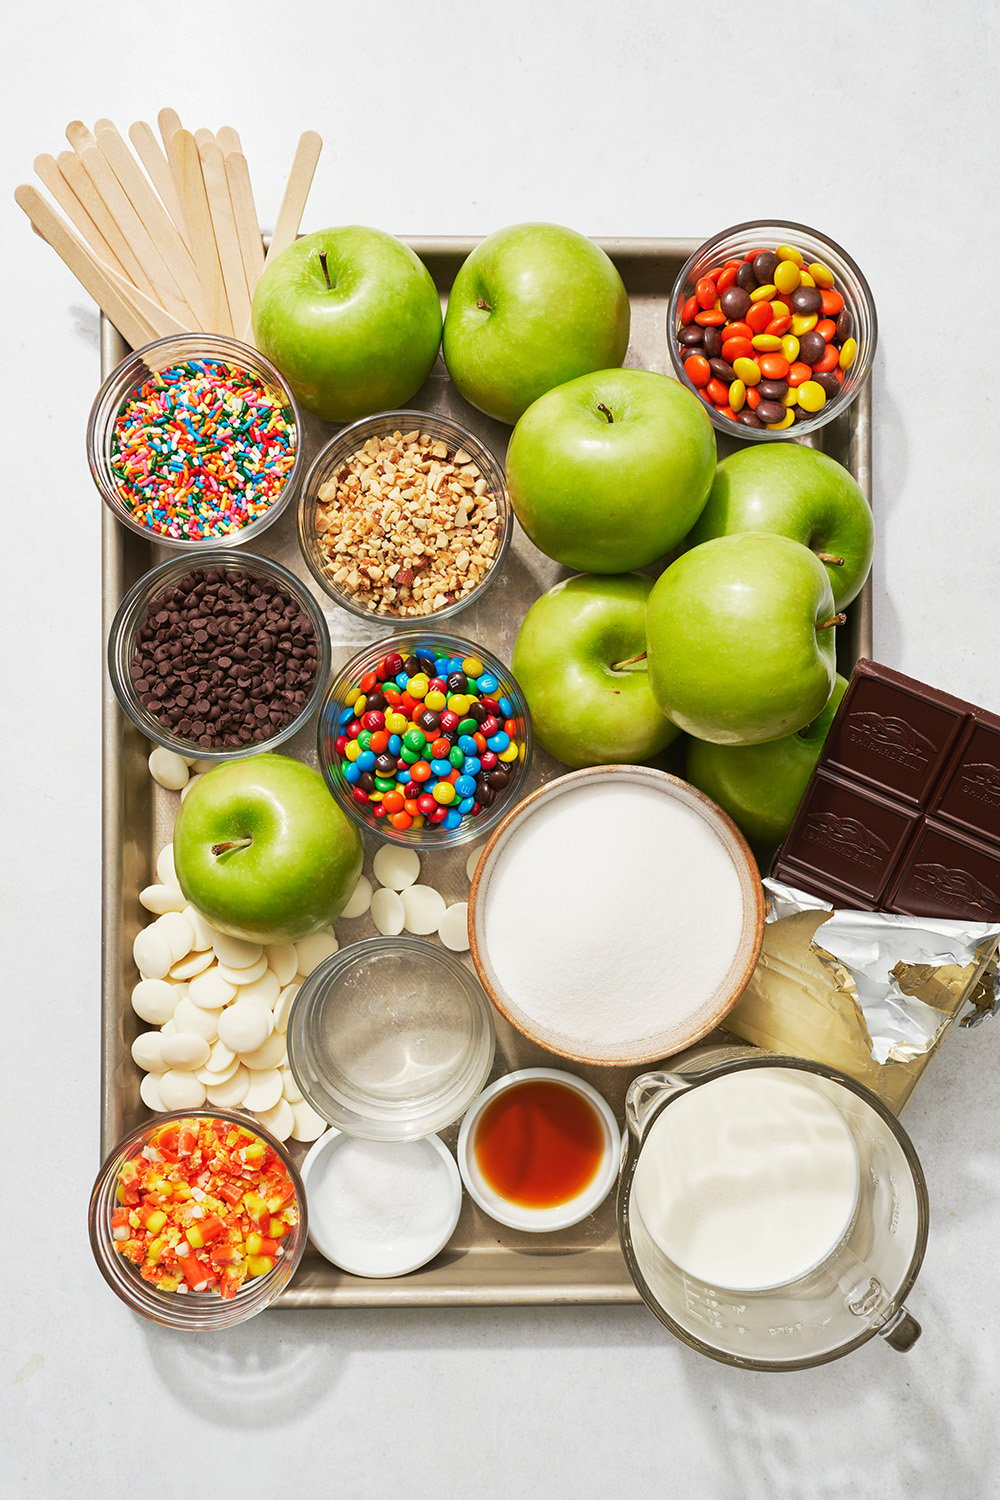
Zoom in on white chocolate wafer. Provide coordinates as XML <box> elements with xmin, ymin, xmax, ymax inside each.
<box><xmin>438</xmin><ymin>902</ymin><xmax>470</xmax><ymax>952</ymax></box>
<box><xmin>294</xmin><ymin>929</ymin><xmax>338</xmax><ymax>975</ymax></box>
<box><xmin>370</xmin><ymin>888</ymin><xmax>405</xmax><ymax>936</ymax></box>
<box><xmin>373</xmin><ymin>845</ymin><xmax>421</xmax><ymax>891</ymax></box>
<box><xmin>132</xmin><ymin>978</ymin><xmax>178</xmax><ymax>1025</ymax></box>
<box><xmin>401</xmin><ymin>885</ymin><xmax>447</xmax><ymax>936</ymax></box>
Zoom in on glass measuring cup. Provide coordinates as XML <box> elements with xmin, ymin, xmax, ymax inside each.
<box><xmin>617</xmin><ymin>1045</ymin><xmax>927</xmax><ymax>1371</ymax></box>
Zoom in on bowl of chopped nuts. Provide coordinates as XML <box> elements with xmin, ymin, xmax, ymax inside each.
<box><xmin>298</xmin><ymin>411</ymin><xmax>512</xmax><ymax>622</ymax></box>
<box><xmin>318</xmin><ymin>633</ymin><xmax>532</xmax><ymax>846</ymax></box>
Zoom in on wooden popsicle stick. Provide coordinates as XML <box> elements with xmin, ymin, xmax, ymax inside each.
<box><xmin>195</xmin><ymin>128</ymin><xmax>216</xmax><ymax>149</ymax></box>
<box><xmin>263</xmin><ymin>130</ymin><xmax>323</xmax><ymax>267</ymax></box>
<box><xmin>97</xmin><ymin>125</ymin><xmax>198</xmax><ymax>273</ymax></box>
<box><xmin>104</xmin><ymin>264</ymin><xmax>189</xmax><ymax>338</ymax></box>
<box><xmin>15</xmin><ymin>184</ymin><xmax>155</xmax><ymax>350</ymax></box>
<box><xmin>128</xmin><ymin>120</ymin><xmax>190</xmax><ymax>247</ymax></box>
<box><xmin>158</xmin><ymin>108</ymin><xmax>183</xmax><ymax>155</ymax></box>
<box><xmin>57</xmin><ymin>149</ymin><xmax>152</xmax><ymax>295</ymax></box>
<box><xmin>216</xmin><ymin>126</ymin><xmax>243</xmax><ymax>155</ymax></box>
<box><xmin>79</xmin><ymin>143</ymin><xmax>188</xmax><ymax>317</ymax></box>
<box><xmin>66</xmin><ymin>119</ymin><xmax>96</xmax><ymax>153</ymax></box>
<box><xmin>224</xmin><ymin>150</ymin><xmax>265</xmax><ymax>286</ymax></box>
<box><xmin>95</xmin><ymin>125</ymin><xmax>206</xmax><ymax>327</ymax></box>
<box><xmin>33</xmin><ymin>152</ymin><xmax>128</xmax><ymax>278</ymax></box>
<box><xmin>167</xmin><ymin>128</ymin><xmax>230</xmax><ymax>334</ymax></box>
<box><xmin>199</xmin><ymin>137</ymin><xmax>251</xmax><ymax>335</ymax></box>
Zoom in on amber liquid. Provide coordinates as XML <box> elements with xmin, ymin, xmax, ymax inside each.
<box><xmin>473</xmin><ymin>1080</ymin><xmax>606</xmax><ymax>1208</ymax></box>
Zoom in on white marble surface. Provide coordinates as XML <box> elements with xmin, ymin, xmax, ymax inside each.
<box><xmin>5</xmin><ymin>2</ymin><xmax>1000</xmax><ymax>1495</ymax></box>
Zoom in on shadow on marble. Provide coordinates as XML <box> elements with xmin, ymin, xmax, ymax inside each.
<box><xmin>70</xmin><ymin>303</ymin><xmax>99</xmax><ymax>348</ymax></box>
<box><xmin>142</xmin><ymin>1302</ymin><xmax>666</xmax><ymax>1428</ymax></box>
<box><xmin>691</xmin><ymin>1295</ymin><xmax>995</xmax><ymax>1500</ymax></box>
<box><xmin>142</xmin><ymin>1314</ymin><xmax>346</xmax><ymax>1428</ymax></box>
<box><xmin>870</xmin><ymin>355</ymin><xmax>907</xmax><ymax>662</ymax></box>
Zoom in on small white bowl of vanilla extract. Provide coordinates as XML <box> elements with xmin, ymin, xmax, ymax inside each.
<box><xmin>457</xmin><ymin>1068</ymin><xmax>621</xmax><ymax>1232</ymax></box>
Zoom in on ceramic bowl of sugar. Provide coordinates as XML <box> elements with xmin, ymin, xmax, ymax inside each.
<box><xmin>468</xmin><ymin>766</ymin><xmax>765</xmax><ymax>1067</ymax></box>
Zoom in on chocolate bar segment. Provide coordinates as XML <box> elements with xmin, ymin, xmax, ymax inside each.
<box><xmin>821</xmin><ymin>667</ymin><xmax>965</xmax><ymax>806</ymax></box>
<box><xmin>773</xmin><ymin>659</ymin><xmax>1000</xmax><ymax>920</ymax></box>
<box><xmin>931</xmin><ymin>719</ymin><xmax>1000</xmax><ymax>842</ymax></box>
<box><xmin>777</xmin><ymin>770</ymin><xmax>918</xmax><ymax>906</ymax></box>
<box><xmin>885</xmin><ymin>821</ymin><xmax>1000</xmax><ymax>922</ymax></box>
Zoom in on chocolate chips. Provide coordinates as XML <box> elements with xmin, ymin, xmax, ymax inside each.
<box><xmin>130</xmin><ymin>566</ymin><xmax>319</xmax><ymax>749</ymax></box>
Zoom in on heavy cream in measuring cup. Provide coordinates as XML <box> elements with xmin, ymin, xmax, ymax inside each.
<box><xmin>632</xmin><ymin>1068</ymin><xmax>860</xmax><ymax>1291</ymax></box>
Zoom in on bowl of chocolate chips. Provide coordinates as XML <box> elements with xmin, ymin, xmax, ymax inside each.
<box><xmin>107</xmin><ymin>551</ymin><xmax>331</xmax><ymax>759</ymax></box>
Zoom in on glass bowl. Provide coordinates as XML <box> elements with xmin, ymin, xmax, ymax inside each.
<box><xmin>87</xmin><ymin>333</ymin><xmax>304</xmax><ymax>548</ymax></box>
<box><xmin>667</xmin><ymin>220</ymin><xmax>877</xmax><ymax>441</ymax></box>
<box><xmin>285</xmin><ymin>939</ymin><xmax>496</xmax><ymax>1141</ymax></box>
<box><xmin>88</xmin><ymin>1109</ymin><xmax>308</xmax><ymax>1330</ymax></box>
<box><xmin>298</xmin><ymin>409</ymin><xmax>512</xmax><ymax>622</ymax></box>
<box><xmin>107</xmin><ymin>548</ymin><xmax>332</xmax><ymax>762</ymax></box>
<box><xmin>317</xmin><ymin>630</ymin><xmax>532</xmax><ymax>848</ymax></box>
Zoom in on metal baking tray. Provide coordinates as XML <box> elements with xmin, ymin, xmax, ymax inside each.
<box><xmin>101</xmin><ymin>237</ymin><xmax>873</xmax><ymax>1307</ymax></box>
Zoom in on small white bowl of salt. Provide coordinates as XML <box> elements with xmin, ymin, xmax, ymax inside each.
<box><xmin>300</xmin><ymin>1129</ymin><xmax>462</xmax><ymax>1279</ymax></box>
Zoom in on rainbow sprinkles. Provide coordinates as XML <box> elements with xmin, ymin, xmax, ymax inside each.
<box><xmin>109</xmin><ymin>357</ymin><xmax>297</xmax><ymax>541</ymax></box>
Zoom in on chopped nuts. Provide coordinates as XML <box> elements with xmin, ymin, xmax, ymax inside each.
<box><xmin>312</xmin><ymin>430</ymin><xmax>503</xmax><ymax>617</ymax></box>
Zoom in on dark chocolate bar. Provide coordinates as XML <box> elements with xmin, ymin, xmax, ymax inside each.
<box><xmin>773</xmin><ymin>660</ymin><xmax>1000</xmax><ymax>921</ymax></box>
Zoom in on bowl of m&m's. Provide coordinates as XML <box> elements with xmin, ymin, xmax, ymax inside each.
<box><xmin>87</xmin><ymin>333</ymin><xmax>304</xmax><ymax>547</ymax></box>
<box><xmin>318</xmin><ymin>633</ymin><xmax>532</xmax><ymax>847</ymax></box>
<box><xmin>668</xmin><ymin>220</ymin><xmax>876</xmax><ymax>440</ymax></box>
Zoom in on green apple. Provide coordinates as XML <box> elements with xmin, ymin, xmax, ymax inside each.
<box><xmin>173</xmin><ymin>754</ymin><xmax>363</xmax><ymax>944</ymax></box>
<box><xmin>506</xmin><ymin>368</ymin><xmax>716</xmax><ymax>572</ymax></box>
<box><xmin>252</xmin><ymin>227</ymin><xmax>442</xmax><ymax>423</ymax></box>
<box><xmin>645</xmin><ymin>534</ymin><xmax>839</xmax><ymax>745</ymax></box>
<box><xmin>511</xmin><ymin>574</ymin><xmax>678</xmax><ymax>768</ymax></box>
<box><xmin>442</xmin><ymin>223</ymin><xmax>629</xmax><ymax>424</ymax></box>
<box><xmin>686</xmin><ymin>674</ymin><xmax>848</xmax><ymax>851</ymax></box>
<box><xmin>688</xmin><ymin>443</ymin><xmax>874</xmax><ymax>610</ymax></box>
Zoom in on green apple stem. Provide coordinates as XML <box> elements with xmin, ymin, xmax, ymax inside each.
<box><xmin>211</xmin><ymin>837</ymin><xmax>253</xmax><ymax>857</ymax></box>
<box><xmin>817</xmin><ymin>613</ymin><xmax>847</xmax><ymax>630</ymax></box>
<box><xmin>476</xmin><ymin>297</ymin><xmax>493</xmax><ymax>312</ymax></box>
<box><xmin>596</xmin><ymin>402</ymin><xmax>614</xmax><ymax>423</ymax></box>
<box><xmin>318</xmin><ymin>250</ymin><xmax>332</xmax><ymax>290</ymax></box>
<box><xmin>816</xmin><ymin>551</ymin><xmax>845</xmax><ymax>566</ymax></box>
<box><xmin>611</xmin><ymin>651</ymin><xmax>648</xmax><ymax>672</ymax></box>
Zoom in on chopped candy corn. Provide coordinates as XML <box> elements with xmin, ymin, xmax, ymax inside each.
<box><xmin>111</xmin><ymin>1116</ymin><xmax>299</xmax><ymax>1300</ymax></box>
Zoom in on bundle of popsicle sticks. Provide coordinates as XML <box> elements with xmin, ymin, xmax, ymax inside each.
<box><xmin>14</xmin><ymin>110</ymin><xmax>323</xmax><ymax>352</ymax></box>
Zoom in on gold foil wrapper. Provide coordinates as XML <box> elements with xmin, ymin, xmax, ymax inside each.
<box><xmin>723</xmin><ymin>880</ymin><xmax>1000</xmax><ymax>1113</ymax></box>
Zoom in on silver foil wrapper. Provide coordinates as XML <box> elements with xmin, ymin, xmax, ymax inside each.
<box><xmin>764</xmin><ymin>879</ymin><xmax>1000</xmax><ymax>1062</ymax></box>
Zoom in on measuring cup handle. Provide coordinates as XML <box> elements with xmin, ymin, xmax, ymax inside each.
<box><xmin>879</xmin><ymin>1306</ymin><xmax>922</xmax><ymax>1353</ymax></box>
<box><xmin>625</xmin><ymin>1071</ymin><xmax>691</xmax><ymax>1142</ymax></box>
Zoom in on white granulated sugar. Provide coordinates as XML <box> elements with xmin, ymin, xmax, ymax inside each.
<box><xmin>483</xmin><ymin>782</ymin><xmax>746</xmax><ymax>1048</ymax></box>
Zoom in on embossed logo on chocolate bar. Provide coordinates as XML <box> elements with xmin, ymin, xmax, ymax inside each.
<box><xmin>802</xmin><ymin>813</ymin><xmax>891</xmax><ymax>869</ymax></box>
<box><xmin>845</xmin><ymin>711</ymin><xmax>935</xmax><ymax>769</ymax></box>
<box><xmin>956</xmin><ymin>762</ymin><xmax>1000</xmax><ymax>808</ymax></box>
<box><xmin>910</xmin><ymin>861</ymin><xmax>1000</xmax><ymax>915</ymax></box>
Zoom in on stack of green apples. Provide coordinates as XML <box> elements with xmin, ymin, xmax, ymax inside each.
<box><xmin>250</xmin><ymin>218</ymin><xmax>874</xmax><ymax>862</ymax></box>
<box><xmin>511</xmin><ymin>440</ymin><xmax>873</xmax><ymax>859</ymax></box>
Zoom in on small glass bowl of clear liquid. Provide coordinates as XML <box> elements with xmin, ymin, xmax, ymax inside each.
<box><xmin>285</xmin><ymin>938</ymin><xmax>496</xmax><ymax>1141</ymax></box>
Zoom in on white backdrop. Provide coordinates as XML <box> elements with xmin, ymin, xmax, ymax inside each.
<box><xmin>4</xmin><ymin>3</ymin><xmax>999</xmax><ymax>1496</ymax></box>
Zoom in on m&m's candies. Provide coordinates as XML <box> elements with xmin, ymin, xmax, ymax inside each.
<box><xmin>325</xmin><ymin>644</ymin><xmax>527</xmax><ymax>836</ymax></box>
